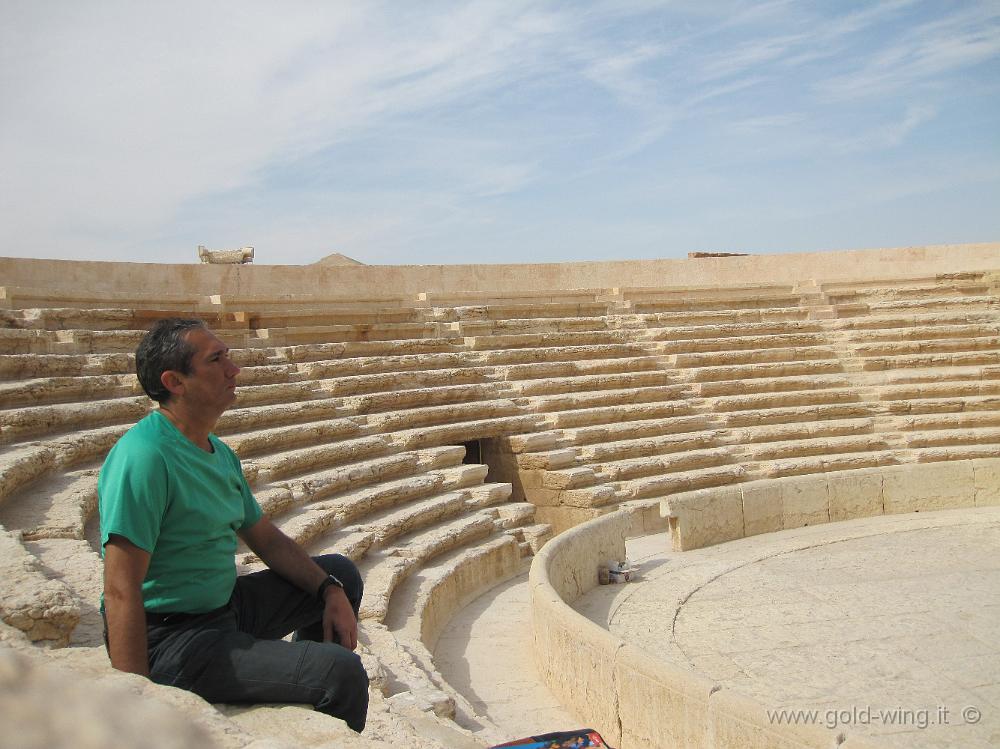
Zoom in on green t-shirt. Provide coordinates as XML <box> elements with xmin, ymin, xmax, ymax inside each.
<box><xmin>98</xmin><ymin>410</ymin><xmax>263</xmax><ymax>613</ymax></box>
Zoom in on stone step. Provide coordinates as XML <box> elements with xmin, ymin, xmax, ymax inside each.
<box><xmin>882</xmin><ymin>394</ymin><xmax>1000</xmax><ymax>416</ymax></box>
<box><xmin>0</xmin><ymin>328</ymin><xmax>145</xmax><ymax>355</ymax></box>
<box><xmin>708</xmin><ymin>387</ymin><xmax>863</xmax><ymax>413</ymax></box>
<box><xmin>629</xmin><ymin>294</ymin><xmax>802</xmax><ymax>314</ymax></box>
<box><xmin>0</xmin><ymin>373</ymin><xmax>141</xmax><ymax>407</ymax></box>
<box><xmin>723</xmin><ymin>403</ymin><xmax>877</xmax><ymax>428</ymax></box>
<box><xmin>596</xmin><ymin>447</ymin><xmax>734</xmax><ymax>482</ymax></box>
<box><xmin>887</xmin><ymin>411</ymin><xmax>1000</xmax><ymax>431</ymax></box>
<box><xmin>245</xmin><ymin>307</ymin><xmax>424</xmax><ymax>328</ymax></box>
<box><xmin>295</xmin><ymin>351</ymin><xmax>485</xmax><ymax>378</ymax></box>
<box><xmin>269</xmin><ymin>338</ymin><xmax>463</xmax><ymax>365</ymax></box>
<box><xmin>477</xmin><ymin>342</ymin><xmax>653</xmax><ymax>366</ymax></box>
<box><xmin>495</xmin><ymin>355</ymin><xmax>663</xmax><ymax>382</ymax></box>
<box><xmin>726</xmin><ymin>417</ymin><xmax>877</xmax><ymax>445</ymax></box>
<box><xmin>759</xmin><ymin>450</ymin><xmax>899</xmax><ymax>478</ymax></box>
<box><xmin>335</xmin><ymin>383</ymin><xmax>514</xmax><ymax>417</ymax></box>
<box><xmin>868</xmin><ymin>296</ymin><xmax>1000</xmax><ymax>313</ymax></box>
<box><xmin>464</xmin><ymin>482</ymin><xmax>514</xmax><ymax>509</ymax></box>
<box><xmin>0</xmin><ymin>396</ymin><xmax>149</xmax><ymax>444</ymax></box>
<box><xmin>861</xmin><ymin>350</ymin><xmax>1000</xmax><ymax>371</ymax></box>
<box><xmin>830</xmin><ymin>310</ymin><xmax>1000</xmax><ymax>331</ymax></box>
<box><xmin>904</xmin><ymin>426</ymin><xmax>1000</xmax><ymax>448</ymax></box>
<box><xmin>355</xmin><ymin>513</ymin><xmax>498</xmax><ymax>623</ymax></box>
<box><xmin>851</xmin><ymin>335</ymin><xmax>1000</xmax><ymax>358</ymax></box>
<box><xmin>508</xmin><ymin>523</ymin><xmax>553</xmax><ymax>555</ymax></box>
<box><xmin>523</xmin><ymin>384</ymin><xmax>690</xmax><ymax>414</ymax></box>
<box><xmin>673</xmin><ymin>345</ymin><xmax>840</xmax><ymax>369</ymax></box>
<box><xmin>321</xmin><ymin>372</ymin><xmax>497</xmax><ymax>400</ymax></box>
<box><xmin>695</xmin><ymin>374</ymin><xmax>853</xmax><ymax>397</ymax></box>
<box><xmin>843</xmin><ymin>322</ymin><xmax>1000</xmax><ymax>343</ymax></box>
<box><xmin>636</xmin><ymin>307</ymin><xmax>810</xmax><ymax>327</ymax></box>
<box><xmin>291</xmin><ymin>452</ymin><xmax>449</xmax><ymax>507</ymax></box>
<box><xmin>490</xmin><ymin>502</ymin><xmax>537</xmax><ymax>529</ymax></box>
<box><xmin>253</xmin><ymin>474</ymin><xmax>453</xmax><ymax>555</ymax></box>
<box><xmin>0</xmin><ymin>526</ymin><xmax>79</xmax><ymax>646</ymax></box>
<box><xmin>644</xmin><ymin>319</ymin><xmax>826</xmax><ymax>341</ymax></box>
<box><xmin>542</xmin><ymin>400</ymin><xmax>693</xmax><ymax>430</ymax></box>
<box><xmin>742</xmin><ymin>434</ymin><xmax>893</xmax><ymax>462</ymax></box>
<box><xmin>877</xmin><ymin>380</ymin><xmax>1000</xmax><ymax>401</ymax></box>
<box><xmin>510</xmin><ymin>369</ymin><xmax>674</xmax><ymax>396</ymax></box>
<box><xmin>250</xmin><ymin>322</ymin><xmax>442</xmax><ymax>347</ymax></box>
<box><xmin>431</xmin><ymin>301</ymin><xmax>611</xmax><ymax>322</ymax></box>
<box><xmin>216</xmin><ymin>399</ymin><xmax>351</xmax><ymax>435</ymax></box>
<box><xmin>310</xmin><ymin>491</ymin><xmax>472</xmax><ymax>562</ymax></box>
<box><xmin>450</xmin><ymin>316</ymin><xmax>612</xmax><ymax>336</ymax></box>
<box><xmin>464</xmin><ymin>330</ymin><xmax>634</xmax><ymax>351</ymax></box>
<box><xmin>389</xmin><ymin>414</ymin><xmax>542</xmax><ymax>451</ymax></box>
<box><xmin>366</xmin><ymin>399</ymin><xmax>523</xmax><ymax>433</ymax></box>
<box><xmin>688</xmin><ymin>359</ymin><xmax>845</xmax><ymax>382</ymax></box>
<box><xmin>0</xmin><ymin>352</ymin><xmax>134</xmax><ymax>380</ymax></box>
<box><xmin>231</xmin><ymin>380</ymin><xmax>324</xmax><ymax>408</ymax></box>
<box><xmin>652</xmin><ymin>332</ymin><xmax>827</xmax><ymax>355</ymax></box>
<box><xmin>561</xmin><ymin>413</ymin><xmax>715</xmax><ymax>447</ymax></box>
<box><xmin>577</xmin><ymin>430</ymin><xmax>723</xmax><ymax>463</ymax></box>
<box><xmin>224</xmin><ymin>416</ymin><xmax>364</xmax><ymax>458</ymax></box>
<box><xmin>620</xmin><ymin>464</ymin><xmax>747</xmax><ymax>500</ymax></box>
<box><xmin>244</xmin><ymin>434</ymin><xmax>394</xmax><ymax>485</ymax></box>
<box><xmin>0</xmin><ymin>466</ymin><xmax>98</xmax><ymax>541</ymax></box>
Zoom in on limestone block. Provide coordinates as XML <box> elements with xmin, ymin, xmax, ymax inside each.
<box><xmin>529</xmin><ymin>586</ymin><xmax>623</xmax><ymax>749</ymax></box>
<box><xmin>741</xmin><ymin>481</ymin><xmax>782</xmax><ymax>538</ymax></box>
<box><xmin>533</xmin><ymin>504</ymin><xmax>610</xmax><ymax>535</ymax></box>
<box><xmin>616</xmin><ymin>644</ymin><xmax>716</xmax><ymax>749</ymax></box>
<box><xmin>828</xmin><ymin>469</ymin><xmax>884</xmax><ymax>521</ymax></box>
<box><xmin>418</xmin><ymin>535</ymin><xmax>522</xmax><ymax>649</ymax></box>
<box><xmin>0</xmin><ymin>648</ymin><xmax>219</xmax><ymax>749</ymax></box>
<box><xmin>0</xmin><ymin>527</ymin><xmax>79</xmax><ymax>646</ymax></box>
<box><xmin>881</xmin><ymin>462</ymin><xmax>975</xmax><ymax>514</ymax></box>
<box><xmin>662</xmin><ymin>485</ymin><xmax>745</xmax><ymax>551</ymax></box>
<box><xmin>539</xmin><ymin>513</ymin><xmax>627</xmax><ymax>602</ymax></box>
<box><xmin>780</xmin><ymin>477</ymin><xmax>830</xmax><ymax>530</ymax></box>
<box><xmin>709</xmin><ymin>689</ymin><xmax>843</xmax><ymax>749</ymax></box>
<box><xmin>971</xmin><ymin>457</ymin><xmax>1000</xmax><ymax>506</ymax></box>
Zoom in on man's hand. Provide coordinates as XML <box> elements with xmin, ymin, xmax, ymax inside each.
<box><xmin>323</xmin><ymin>584</ymin><xmax>358</xmax><ymax>650</ymax></box>
<box><xmin>240</xmin><ymin>517</ymin><xmax>359</xmax><ymax>650</ymax></box>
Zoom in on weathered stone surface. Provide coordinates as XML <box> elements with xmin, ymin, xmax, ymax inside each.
<box><xmin>0</xmin><ymin>527</ymin><xmax>79</xmax><ymax>645</ymax></box>
<box><xmin>0</xmin><ymin>646</ymin><xmax>219</xmax><ymax>749</ymax></box>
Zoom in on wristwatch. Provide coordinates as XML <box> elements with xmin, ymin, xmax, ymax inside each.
<box><xmin>316</xmin><ymin>574</ymin><xmax>344</xmax><ymax>602</ymax></box>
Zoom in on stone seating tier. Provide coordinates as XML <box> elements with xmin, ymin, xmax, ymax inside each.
<box><xmin>3</xmin><ymin>261</ymin><xmax>1000</xmax><ymax>748</ymax></box>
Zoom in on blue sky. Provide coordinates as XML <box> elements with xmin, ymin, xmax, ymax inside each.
<box><xmin>2</xmin><ymin>1</ymin><xmax>999</xmax><ymax>266</ymax></box>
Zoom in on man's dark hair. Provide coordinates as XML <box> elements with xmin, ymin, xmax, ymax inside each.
<box><xmin>136</xmin><ymin>318</ymin><xmax>208</xmax><ymax>403</ymax></box>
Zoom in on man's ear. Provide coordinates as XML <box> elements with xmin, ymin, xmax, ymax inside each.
<box><xmin>160</xmin><ymin>370</ymin><xmax>185</xmax><ymax>398</ymax></box>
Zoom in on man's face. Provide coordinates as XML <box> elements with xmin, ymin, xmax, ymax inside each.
<box><xmin>170</xmin><ymin>328</ymin><xmax>241</xmax><ymax>413</ymax></box>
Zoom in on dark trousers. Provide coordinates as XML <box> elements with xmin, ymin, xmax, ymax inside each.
<box><xmin>144</xmin><ymin>554</ymin><xmax>368</xmax><ymax>732</ymax></box>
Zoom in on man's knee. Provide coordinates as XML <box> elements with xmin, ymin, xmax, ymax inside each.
<box><xmin>315</xmin><ymin>645</ymin><xmax>369</xmax><ymax>732</ymax></box>
<box><xmin>313</xmin><ymin>554</ymin><xmax>363</xmax><ymax>611</ymax></box>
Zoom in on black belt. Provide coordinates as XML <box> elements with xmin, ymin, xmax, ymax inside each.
<box><xmin>145</xmin><ymin>603</ymin><xmax>230</xmax><ymax>626</ymax></box>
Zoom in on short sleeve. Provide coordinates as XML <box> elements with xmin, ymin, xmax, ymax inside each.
<box><xmin>237</xmin><ymin>470</ymin><xmax>263</xmax><ymax>529</ymax></box>
<box><xmin>98</xmin><ymin>440</ymin><xmax>169</xmax><ymax>554</ymax></box>
<box><xmin>212</xmin><ymin>435</ymin><xmax>263</xmax><ymax>529</ymax></box>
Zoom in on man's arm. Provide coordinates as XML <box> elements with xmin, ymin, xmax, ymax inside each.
<box><xmin>238</xmin><ymin>517</ymin><xmax>358</xmax><ymax>651</ymax></box>
<box><xmin>104</xmin><ymin>535</ymin><xmax>152</xmax><ymax>675</ymax></box>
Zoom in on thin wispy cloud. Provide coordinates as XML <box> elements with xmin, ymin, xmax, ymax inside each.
<box><xmin>0</xmin><ymin>0</ymin><xmax>997</xmax><ymax>264</ymax></box>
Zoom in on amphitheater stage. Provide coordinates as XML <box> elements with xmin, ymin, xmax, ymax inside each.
<box><xmin>570</xmin><ymin>507</ymin><xmax>1000</xmax><ymax>748</ymax></box>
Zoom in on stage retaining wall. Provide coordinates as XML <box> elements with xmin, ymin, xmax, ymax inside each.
<box><xmin>529</xmin><ymin>460</ymin><xmax>1000</xmax><ymax>748</ymax></box>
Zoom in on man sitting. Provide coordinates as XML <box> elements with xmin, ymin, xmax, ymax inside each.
<box><xmin>100</xmin><ymin>318</ymin><xmax>368</xmax><ymax>731</ymax></box>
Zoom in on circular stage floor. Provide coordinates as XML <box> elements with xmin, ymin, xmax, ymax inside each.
<box><xmin>574</xmin><ymin>507</ymin><xmax>1000</xmax><ymax>748</ymax></box>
